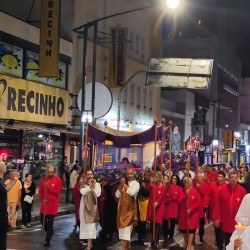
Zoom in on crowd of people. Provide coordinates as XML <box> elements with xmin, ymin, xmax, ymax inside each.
<box><xmin>1</xmin><ymin>158</ymin><xmax>250</xmax><ymax>250</ymax></box>
<box><xmin>71</xmin><ymin>161</ymin><xmax>250</xmax><ymax>250</ymax></box>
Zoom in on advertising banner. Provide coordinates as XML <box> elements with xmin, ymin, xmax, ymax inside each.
<box><xmin>223</xmin><ymin>130</ymin><xmax>233</xmax><ymax>149</ymax></box>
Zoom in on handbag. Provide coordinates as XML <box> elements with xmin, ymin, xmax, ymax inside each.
<box><xmin>24</xmin><ymin>195</ymin><xmax>34</xmax><ymax>204</ymax></box>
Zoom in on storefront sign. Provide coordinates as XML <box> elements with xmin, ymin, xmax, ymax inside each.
<box><xmin>223</xmin><ymin>130</ymin><xmax>233</xmax><ymax>149</ymax></box>
<box><xmin>39</xmin><ymin>0</ymin><xmax>61</xmax><ymax>77</ymax></box>
<box><xmin>0</xmin><ymin>74</ymin><xmax>68</xmax><ymax>125</ymax></box>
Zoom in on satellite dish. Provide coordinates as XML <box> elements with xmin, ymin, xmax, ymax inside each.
<box><xmin>77</xmin><ymin>82</ymin><xmax>113</xmax><ymax>119</ymax></box>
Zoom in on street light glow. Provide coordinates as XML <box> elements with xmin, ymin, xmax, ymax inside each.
<box><xmin>166</xmin><ymin>0</ymin><xmax>180</xmax><ymax>9</ymax></box>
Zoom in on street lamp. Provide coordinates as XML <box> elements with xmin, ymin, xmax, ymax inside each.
<box><xmin>73</xmin><ymin>1</ymin><xmax>180</xmax><ymax>167</ymax></box>
<box><xmin>167</xmin><ymin>0</ymin><xmax>180</xmax><ymax>9</ymax></box>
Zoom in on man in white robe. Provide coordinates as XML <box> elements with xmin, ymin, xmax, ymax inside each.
<box><xmin>226</xmin><ymin>193</ymin><xmax>250</xmax><ymax>250</ymax></box>
<box><xmin>79</xmin><ymin>170</ymin><xmax>101</xmax><ymax>250</ymax></box>
<box><xmin>115</xmin><ymin>168</ymin><xmax>140</xmax><ymax>250</ymax></box>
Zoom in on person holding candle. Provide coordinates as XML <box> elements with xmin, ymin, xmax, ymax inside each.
<box><xmin>226</xmin><ymin>193</ymin><xmax>250</xmax><ymax>250</ymax></box>
<box><xmin>215</xmin><ymin>171</ymin><xmax>247</xmax><ymax>246</ymax></box>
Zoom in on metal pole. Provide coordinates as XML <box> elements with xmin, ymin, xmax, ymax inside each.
<box><xmin>79</xmin><ymin>27</ymin><xmax>88</xmax><ymax>168</ymax></box>
<box><xmin>89</xmin><ymin>22</ymin><xmax>98</xmax><ymax>168</ymax></box>
<box><xmin>73</xmin><ymin>5</ymin><xmax>156</xmax><ymax>33</ymax></box>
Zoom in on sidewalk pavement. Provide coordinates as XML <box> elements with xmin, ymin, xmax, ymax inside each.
<box><xmin>17</xmin><ymin>189</ymin><xmax>75</xmax><ymax>226</ymax></box>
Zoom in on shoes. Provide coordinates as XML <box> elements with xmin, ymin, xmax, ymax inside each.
<box><xmin>44</xmin><ymin>241</ymin><xmax>50</xmax><ymax>247</ymax></box>
<box><xmin>21</xmin><ymin>225</ymin><xmax>26</xmax><ymax>229</ymax></box>
<box><xmin>27</xmin><ymin>223</ymin><xmax>31</xmax><ymax>227</ymax></box>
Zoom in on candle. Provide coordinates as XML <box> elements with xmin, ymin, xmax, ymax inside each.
<box><xmin>235</xmin><ymin>224</ymin><xmax>247</xmax><ymax>230</ymax></box>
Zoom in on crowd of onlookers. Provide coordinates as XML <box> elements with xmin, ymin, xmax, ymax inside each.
<box><xmin>2</xmin><ymin>158</ymin><xmax>250</xmax><ymax>249</ymax></box>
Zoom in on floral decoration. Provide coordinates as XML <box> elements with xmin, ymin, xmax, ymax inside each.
<box><xmin>156</xmin><ymin>150</ymin><xmax>199</xmax><ymax>173</ymax></box>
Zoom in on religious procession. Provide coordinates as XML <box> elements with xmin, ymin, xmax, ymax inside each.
<box><xmin>1</xmin><ymin>119</ymin><xmax>250</xmax><ymax>250</ymax></box>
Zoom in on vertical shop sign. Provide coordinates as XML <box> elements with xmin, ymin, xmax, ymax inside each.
<box><xmin>39</xmin><ymin>0</ymin><xmax>61</xmax><ymax>77</ymax></box>
<box><xmin>223</xmin><ymin>130</ymin><xmax>233</xmax><ymax>149</ymax></box>
<box><xmin>109</xmin><ymin>27</ymin><xmax>127</xmax><ymax>87</ymax></box>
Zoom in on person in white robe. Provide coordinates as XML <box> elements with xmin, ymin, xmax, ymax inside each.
<box><xmin>79</xmin><ymin>170</ymin><xmax>101</xmax><ymax>250</ymax></box>
<box><xmin>226</xmin><ymin>193</ymin><xmax>250</xmax><ymax>250</ymax></box>
<box><xmin>115</xmin><ymin>168</ymin><xmax>140</xmax><ymax>250</ymax></box>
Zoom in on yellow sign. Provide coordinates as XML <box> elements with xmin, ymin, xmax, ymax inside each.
<box><xmin>223</xmin><ymin>130</ymin><xmax>233</xmax><ymax>149</ymax></box>
<box><xmin>0</xmin><ymin>74</ymin><xmax>68</xmax><ymax>125</ymax></box>
<box><xmin>39</xmin><ymin>0</ymin><xmax>61</xmax><ymax>77</ymax></box>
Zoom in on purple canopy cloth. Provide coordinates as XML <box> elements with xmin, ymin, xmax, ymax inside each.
<box><xmin>88</xmin><ymin>123</ymin><xmax>165</xmax><ymax>148</ymax></box>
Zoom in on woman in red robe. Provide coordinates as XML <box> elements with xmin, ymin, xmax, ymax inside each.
<box><xmin>163</xmin><ymin>174</ymin><xmax>183</xmax><ymax>242</ymax></box>
<box><xmin>178</xmin><ymin>177</ymin><xmax>201</xmax><ymax>250</ymax></box>
<box><xmin>147</xmin><ymin>171</ymin><xmax>166</xmax><ymax>249</ymax></box>
<box><xmin>73</xmin><ymin>175</ymin><xmax>82</xmax><ymax>227</ymax></box>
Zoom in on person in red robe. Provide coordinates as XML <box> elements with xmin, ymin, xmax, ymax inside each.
<box><xmin>39</xmin><ymin>166</ymin><xmax>62</xmax><ymax>247</ymax></box>
<box><xmin>204</xmin><ymin>164</ymin><xmax>218</xmax><ymax>183</ymax></box>
<box><xmin>195</xmin><ymin>172</ymin><xmax>211</xmax><ymax>244</ymax></box>
<box><xmin>178</xmin><ymin>177</ymin><xmax>201</xmax><ymax>250</ymax></box>
<box><xmin>163</xmin><ymin>174</ymin><xmax>183</xmax><ymax>243</ymax></box>
<box><xmin>209</xmin><ymin>171</ymin><xmax>227</xmax><ymax>250</ymax></box>
<box><xmin>73</xmin><ymin>175</ymin><xmax>82</xmax><ymax>228</ymax></box>
<box><xmin>147</xmin><ymin>171</ymin><xmax>166</xmax><ymax>249</ymax></box>
<box><xmin>215</xmin><ymin>171</ymin><xmax>247</xmax><ymax>246</ymax></box>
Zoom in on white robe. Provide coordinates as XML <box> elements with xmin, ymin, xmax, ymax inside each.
<box><xmin>79</xmin><ymin>182</ymin><xmax>101</xmax><ymax>239</ymax></box>
<box><xmin>115</xmin><ymin>180</ymin><xmax>140</xmax><ymax>241</ymax></box>
<box><xmin>226</xmin><ymin>194</ymin><xmax>250</xmax><ymax>250</ymax></box>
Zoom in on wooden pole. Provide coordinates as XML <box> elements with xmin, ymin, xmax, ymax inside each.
<box><xmin>152</xmin><ymin>119</ymin><xmax>157</xmax><ymax>242</ymax></box>
<box><xmin>84</xmin><ymin>121</ymin><xmax>89</xmax><ymax>175</ymax></box>
<box><xmin>169</xmin><ymin>120</ymin><xmax>173</xmax><ymax>175</ymax></box>
<box><xmin>91</xmin><ymin>143</ymin><xmax>96</xmax><ymax>170</ymax></box>
<box><xmin>103</xmin><ymin>121</ymin><xmax>108</xmax><ymax>168</ymax></box>
<box><xmin>43</xmin><ymin>158</ymin><xmax>49</xmax><ymax>231</ymax></box>
<box><xmin>186</xmin><ymin>160</ymin><xmax>191</xmax><ymax>237</ymax></box>
<box><xmin>160</xmin><ymin>118</ymin><xmax>166</xmax><ymax>173</ymax></box>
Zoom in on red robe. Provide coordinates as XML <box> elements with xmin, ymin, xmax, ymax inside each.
<box><xmin>209</xmin><ymin>181</ymin><xmax>227</xmax><ymax>221</ymax></box>
<box><xmin>195</xmin><ymin>181</ymin><xmax>211</xmax><ymax>218</ymax></box>
<box><xmin>164</xmin><ymin>184</ymin><xmax>183</xmax><ymax>219</ymax></box>
<box><xmin>178</xmin><ymin>186</ymin><xmax>201</xmax><ymax>230</ymax></box>
<box><xmin>39</xmin><ymin>175</ymin><xmax>62</xmax><ymax>215</ymax></box>
<box><xmin>217</xmin><ymin>184</ymin><xmax>247</xmax><ymax>233</ymax></box>
<box><xmin>147</xmin><ymin>182</ymin><xmax>166</xmax><ymax>224</ymax></box>
<box><xmin>73</xmin><ymin>182</ymin><xmax>81</xmax><ymax>224</ymax></box>
<box><xmin>205</xmin><ymin>171</ymin><xmax>218</xmax><ymax>183</ymax></box>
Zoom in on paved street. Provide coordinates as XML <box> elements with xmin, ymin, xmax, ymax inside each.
<box><xmin>7</xmin><ymin>214</ymin><xmax>218</xmax><ymax>250</ymax></box>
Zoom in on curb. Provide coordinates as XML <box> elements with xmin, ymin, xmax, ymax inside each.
<box><xmin>17</xmin><ymin>205</ymin><xmax>76</xmax><ymax>225</ymax></box>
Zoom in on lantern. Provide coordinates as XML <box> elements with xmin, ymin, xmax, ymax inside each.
<box><xmin>186</xmin><ymin>136</ymin><xmax>194</xmax><ymax>152</ymax></box>
<box><xmin>45</xmin><ymin>135</ymin><xmax>53</xmax><ymax>153</ymax></box>
<box><xmin>193</xmin><ymin>135</ymin><xmax>201</xmax><ymax>150</ymax></box>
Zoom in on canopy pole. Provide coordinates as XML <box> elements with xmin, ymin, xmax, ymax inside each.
<box><xmin>186</xmin><ymin>160</ymin><xmax>191</xmax><ymax>238</ymax></box>
<box><xmin>169</xmin><ymin>120</ymin><xmax>173</xmax><ymax>175</ymax></box>
<box><xmin>152</xmin><ymin>119</ymin><xmax>157</xmax><ymax>242</ymax></box>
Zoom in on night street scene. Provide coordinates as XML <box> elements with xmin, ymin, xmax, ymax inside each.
<box><xmin>1</xmin><ymin>0</ymin><xmax>250</xmax><ymax>250</ymax></box>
